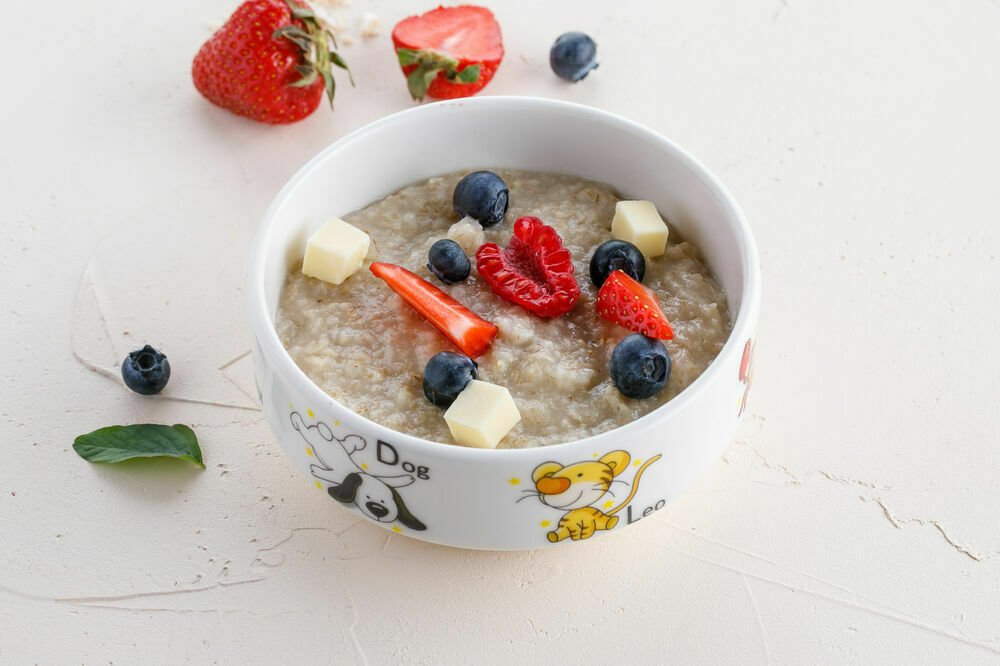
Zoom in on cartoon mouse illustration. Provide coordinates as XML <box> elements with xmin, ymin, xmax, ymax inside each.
<box><xmin>526</xmin><ymin>450</ymin><xmax>661</xmax><ymax>542</ymax></box>
<box><xmin>290</xmin><ymin>412</ymin><xmax>426</xmax><ymax>531</ymax></box>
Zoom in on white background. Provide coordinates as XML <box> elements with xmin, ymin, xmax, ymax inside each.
<box><xmin>3</xmin><ymin>0</ymin><xmax>1000</xmax><ymax>663</ymax></box>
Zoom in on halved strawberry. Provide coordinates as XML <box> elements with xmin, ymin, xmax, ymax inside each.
<box><xmin>595</xmin><ymin>270</ymin><xmax>674</xmax><ymax>340</ymax></box>
<box><xmin>475</xmin><ymin>217</ymin><xmax>580</xmax><ymax>319</ymax></box>
<box><xmin>370</xmin><ymin>262</ymin><xmax>498</xmax><ymax>357</ymax></box>
<box><xmin>392</xmin><ymin>5</ymin><xmax>503</xmax><ymax>101</ymax></box>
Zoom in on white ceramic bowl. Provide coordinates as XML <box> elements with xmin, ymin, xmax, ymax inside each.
<box><xmin>248</xmin><ymin>96</ymin><xmax>760</xmax><ymax>550</ymax></box>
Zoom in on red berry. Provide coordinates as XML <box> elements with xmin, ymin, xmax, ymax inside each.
<box><xmin>595</xmin><ymin>270</ymin><xmax>674</xmax><ymax>340</ymax></box>
<box><xmin>369</xmin><ymin>262</ymin><xmax>498</xmax><ymax>358</ymax></box>
<box><xmin>192</xmin><ymin>0</ymin><xmax>350</xmax><ymax>124</ymax></box>
<box><xmin>392</xmin><ymin>5</ymin><xmax>503</xmax><ymax>101</ymax></box>
<box><xmin>475</xmin><ymin>217</ymin><xmax>581</xmax><ymax>319</ymax></box>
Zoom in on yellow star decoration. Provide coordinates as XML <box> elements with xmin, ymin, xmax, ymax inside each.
<box><xmin>361</xmin><ymin>463</ymin><xmax>368</xmax><ymax>470</ymax></box>
<box><xmin>288</xmin><ymin>402</ymin><xmax>294</xmax><ymax>409</ymax></box>
<box><xmin>592</xmin><ymin>452</ymin><xmax>599</xmax><ymax>458</ymax></box>
<box><xmin>539</xmin><ymin>520</ymin><xmax>551</xmax><ymax>527</ymax></box>
<box><xmin>392</xmin><ymin>526</ymin><xmax>402</xmax><ymax>533</ymax></box>
<box><xmin>633</xmin><ymin>459</ymin><xmax>643</xmax><ymax>467</ymax></box>
<box><xmin>315</xmin><ymin>481</ymin><xmax>322</xmax><ymax>489</ymax></box>
<box><xmin>334</xmin><ymin>420</ymin><xmax>340</xmax><ymax>426</ymax></box>
<box><xmin>306</xmin><ymin>448</ymin><xmax>313</xmax><ymax>457</ymax></box>
<box><xmin>508</xmin><ymin>478</ymin><xmax>520</xmax><ymax>486</ymax></box>
<box><xmin>603</xmin><ymin>500</ymin><xmax>614</xmax><ymax>509</ymax></box>
<box><xmin>307</xmin><ymin>409</ymin><xmax>315</xmax><ymax>418</ymax></box>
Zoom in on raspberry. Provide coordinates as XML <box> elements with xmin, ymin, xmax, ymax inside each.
<box><xmin>475</xmin><ymin>217</ymin><xmax>581</xmax><ymax>319</ymax></box>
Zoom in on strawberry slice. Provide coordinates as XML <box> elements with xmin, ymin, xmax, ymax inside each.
<box><xmin>475</xmin><ymin>217</ymin><xmax>581</xmax><ymax>319</ymax></box>
<box><xmin>370</xmin><ymin>262</ymin><xmax>498</xmax><ymax>357</ymax></box>
<box><xmin>595</xmin><ymin>270</ymin><xmax>674</xmax><ymax>340</ymax></box>
<box><xmin>392</xmin><ymin>5</ymin><xmax>503</xmax><ymax>101</ymax></box>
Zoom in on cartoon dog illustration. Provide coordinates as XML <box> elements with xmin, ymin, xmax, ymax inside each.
<box><xmin>290</xmin><ymin>412</ymin><xmax>426</xmax><ymax>531</ymax></box>
<box><xmin>526</xmin><ymin>451</ymin><xmax>661</xmax><ymax>542</ymax></box>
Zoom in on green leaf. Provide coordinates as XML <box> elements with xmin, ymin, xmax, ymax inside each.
<box><xmin>283</xmin><ymin>0</ymin><xmax>315</xmax><ymax>20</ymax></box>
<box><xmin>407</xmin><ymin>66</ymin><xmax>431</xmax><ymax>101</ymax></box>
<box><xmin>274</xmin><ymin>25</ymin><xmax>310</xmax><ymax>40</ymax></box>
<box><xmin>320</xmin><ymin>68</ymin><xmax>336</xmax><ymax>107</ymax></box>
<box><xmin>397</xmin><ymin>48</ymin><xmax>419</xmax><ymax>66</ymax></box>
<box><xmin>73</xmin><ymin>424</ymin><xmax>204</xmax><ymax>468</ymax></box>
<box><xmin>329</xmin><ymin>51</ymin><xmax>354</xmax><ymax>86</ymax></box>
<box><xmin>273</xmin><ymin>26</ymin><xmax>312</xmax><ymax>52</ymax></box>
<box><xmin>422</xmin><ymin>66</ymin><xmax>440</xmax><ymax>89</ymax></box>
<box><xmin>289</xmin><ymin>64</ymin><xmax>318</xmax><ymax>87</ymax></box>
<box><xmin>455</xmin><ymin>64</ymin><xmax>480</xmax><ymax>83</ymax></box>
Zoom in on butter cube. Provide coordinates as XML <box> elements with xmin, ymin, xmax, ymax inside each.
<box><xmin>611</xmin><ymin>200</ymin><xmax>669</xmax><ymax>257</ymax></box>
<box><xmin>302</xmin><ymin>217</ymin><xmax>371</xmax><ymax>285</ymax></box>
<box><xmin>444</xmin><ymin>380</ymin><xmax>521</xmax><ymax>449</ymax></box>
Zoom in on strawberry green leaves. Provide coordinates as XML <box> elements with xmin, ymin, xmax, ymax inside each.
<box><xmin>73</xmin><ymin>424</ymin><xmax>205</xmax><ymax>468</ymax></box>
<box><xmin>274</xmin><ymin>0</ymin><xmax>353</xmax><ymax>107</ymax></box>
<box><xmin>391</xmin><ymin>5</ymin><xmax>502</xmax><ymax>101</ymax></box>
<box><xmin>192</xmin><ymin>0</ymin><xmax>354</xmax><ymax>123</ymax></box>
<box><xmin>396</xmin><ymin>48</ymin><xmax>480</xmax><ymax>101</ymax></box>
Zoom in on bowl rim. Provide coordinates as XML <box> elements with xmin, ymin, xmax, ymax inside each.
<box><xmin>248</xmin><ymin>95</ymin><xmax>761</xmax><ymax>461</ymax></box>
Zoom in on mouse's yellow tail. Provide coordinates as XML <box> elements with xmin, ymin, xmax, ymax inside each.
<box><xmin>606</xmin><ymin>454</ymin><xmax>662</xmax><ymax>517</ymax></box>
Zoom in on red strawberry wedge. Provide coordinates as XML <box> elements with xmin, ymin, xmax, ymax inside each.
<box><xmin>192</xmin><ymin>0</ymin><xmax>351</xmax><ymax>124</ymax></box>
<box><xmin>596</xmin><ymin>271</ymin><xmax>675</xmax><ymax>340</ymax></box>
<box><xmin>476</xmin><ymin>217</ymin><xmax>581</xmax><ymax>319</ymax></box>
<box><xmin>392</xmin><ymin>5</ymin><xmax>503</xmax><ymax>101</ymax></box>
<box><xmin>370</xmin><ymin>262</ymin><xmax>498</xmax><ymax>358</ymax></box>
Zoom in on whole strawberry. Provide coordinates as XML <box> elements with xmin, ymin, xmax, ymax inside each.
<box><xmin>392</xmin><ymin>5</ymin><xmax>503</xmax><ymax>101</ymax></box>
<box><xmin>193</xmin><ymin>0</ymin><xmax>351</xmax><ymax>124</ymax></box>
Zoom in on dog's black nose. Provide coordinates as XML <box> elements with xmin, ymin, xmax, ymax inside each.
<box><xmin>365</xmin><ymin>501</ymin><xmax>389</xmax><ymax>518</ymax></box>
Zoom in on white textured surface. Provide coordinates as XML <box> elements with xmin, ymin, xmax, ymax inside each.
<box><xmin>3</xmin><ymin>0</ymin><xmax>999</xmax><ymax>662</ymax></box>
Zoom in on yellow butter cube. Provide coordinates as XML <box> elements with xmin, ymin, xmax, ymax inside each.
<box><xmin>302</xmin><ymin>217</ymin><xmax>371</xmax><ymax>285</ymax></box>
<box><xmin>444</xmin><ymin>380</ymin><xmax>521</xmax><ymax>449</ymax></box>
<box><xmin>611</xmin><ymin>200</ymin><xmax>669</xmax><ymax>257</ymax></box>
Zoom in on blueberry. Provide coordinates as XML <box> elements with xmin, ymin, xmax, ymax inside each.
<box><xmin>423</xmin><ymin>352</ymin><xmax>478</xmax><ymax>407</ymax></box>
<box><xmin>589</xmin><ymin>239</ymin><xmax>646</xmax><ymax>287</ymax></box>
<box><xmin>453</xmin><ymin>171</ymin><xmax>509</xmax><ymax>227</ymax></box>
<box><xmin>610</xmin><ymin>334</ymin><xmax>670</xmax><ymax>399</ymax></box>
<box><xmin>427</xmin><ymin>239</ymin><xmax>471</xmax><ymax>284</ymax></box>
<box><xmin>549</xmin><ymin>32</ymin><xmax>598</xmax><ymax>82</ymax></box>
<box><xmin>121</xmin><ymin>345</ymin><xmax>171</xmax><ymax>395</ymax></box>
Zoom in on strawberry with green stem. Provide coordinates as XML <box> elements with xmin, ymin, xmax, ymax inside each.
<box><xmin>193</xmin><ymin>0</ymin><xmax>352</xmax><ymax>124</ymax></box>
<box><xmin>392</xmin><ymin>5</ymin><xmax>503</xmax><ymax>101</ymax></box>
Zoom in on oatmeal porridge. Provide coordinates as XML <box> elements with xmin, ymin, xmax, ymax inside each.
<box><xmin>276</xmin><ymin>169</ymin><xmax>731</xmax><ymax>448</ymax></box>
